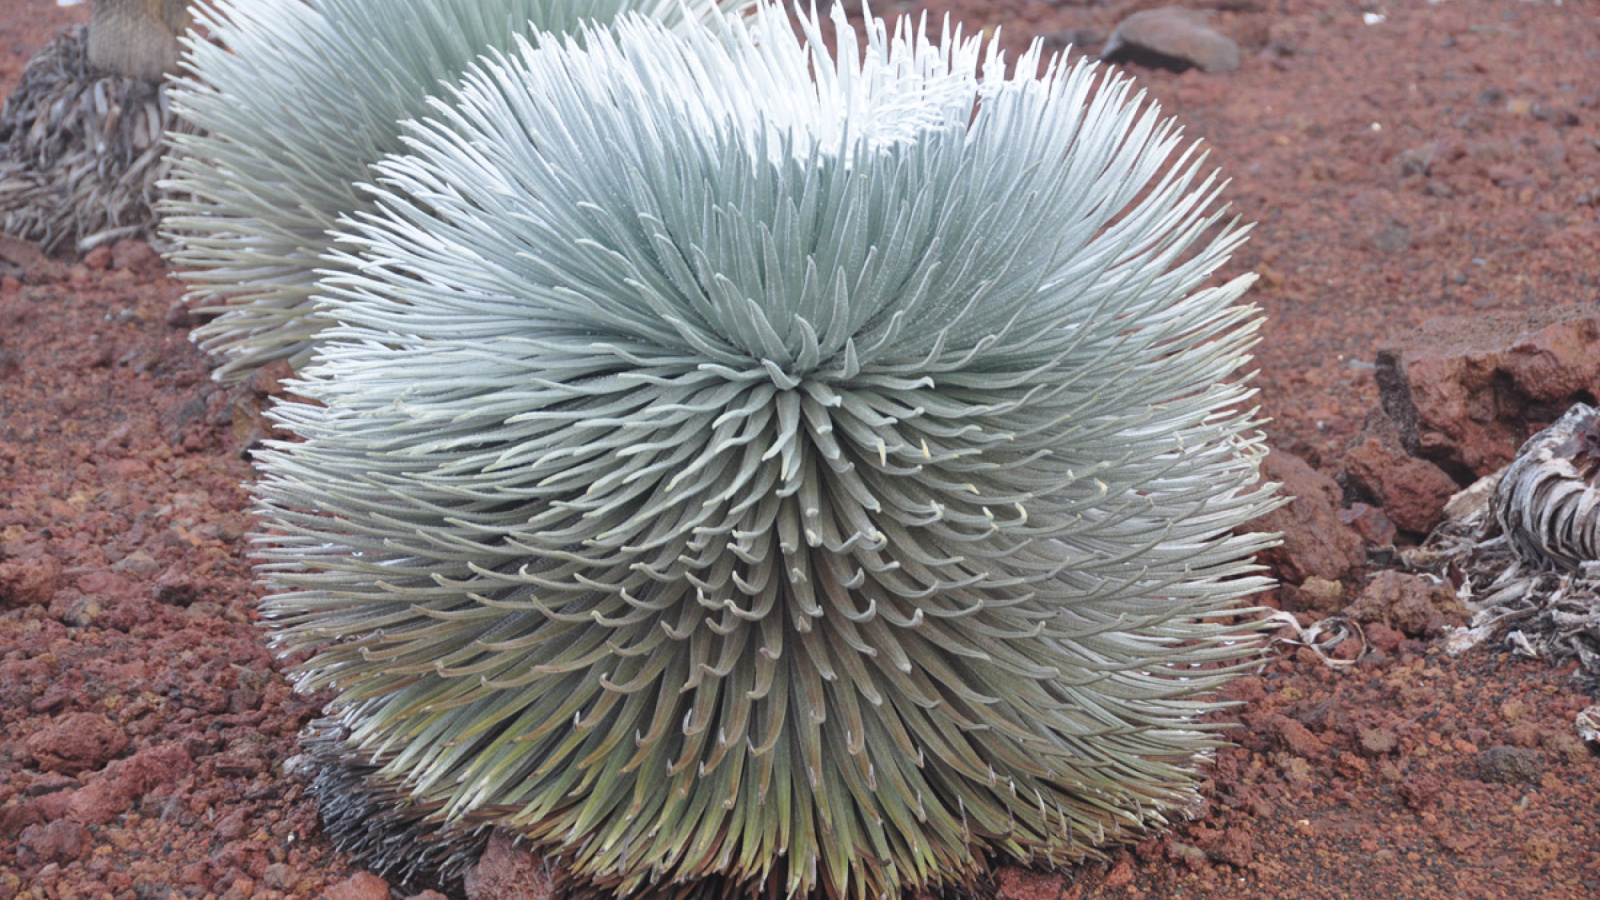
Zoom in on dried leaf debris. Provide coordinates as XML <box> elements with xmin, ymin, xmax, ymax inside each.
<box><xmin>1408</xmin><ymin>404</ymin><xmax>1600</xmax><ymax>713</ymax></box>
<box><xmin>0</xmin><ymin>25</ymin><xmax>194</xmax><ymax>253</ymax></box>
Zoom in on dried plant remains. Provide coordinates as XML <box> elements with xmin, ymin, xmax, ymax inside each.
<box><xmin>1419</xmin><ymin>404</ymin><xmax>1600</xmax><ymax>679</ymax></box>
<box><xmin>0</xmin><ymin>25</ymin><xmax>194</xmax><ymax>253</ymax></box>
<box><xmin>250</xmin><ymin>5</ymin><xmax>1279</xmax><ymax>898</ymax></box>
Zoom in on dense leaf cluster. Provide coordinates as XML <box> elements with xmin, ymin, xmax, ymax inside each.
<box><xmin>177</xmin><ymin>3</ymin><xmax>1279</xmax><ymax>897</ymax></box>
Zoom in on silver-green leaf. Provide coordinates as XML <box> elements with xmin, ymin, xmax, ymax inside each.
<box><xmin>162</xmin><ymin>0</ymin><xmax>750</xmax><ymax>381</ymax></box>
<box><xmin>253</xmin><ymin>5</ymin><xmax>1280</xmax><ymax>898</ymax></box>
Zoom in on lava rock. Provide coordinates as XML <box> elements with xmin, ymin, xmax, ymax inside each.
<box><xmin>1343</xmin><ymin>570</ymin><xmax>1467</xmax><ymax>638</ymax></box>
<box><xmin>22</xmin><ymin>771</ymin><xmax>76</xmax><ymax>797</ymax></box>
<box><xmin>1397</xmin><ymin>772</ymin><xmax>1444</xmax><ymax>810</ymax></box>
<box><xmin>111</xmin><ymin>550</ymin><xmax>162</xmax><ymax>578</ymax></box>
<box><xmin>464</xmin><ymin>830</ymin><xmax>555</xmax><ymax>900</ymax></box>
<box><xmin>1166</xmin><ymin>840</ymin><xmax>1209</xmax><ymax>871</ymax></box>
<box><xmin>1475</xmin><ymin>745</ymin><xmax>1543</xmax><ymax>785</ymax></box>
<box><xmin>165</xmin><ymin>299</ymin><xmax>198</xmax><ymax>328</ymax></box>
<box><xmin>1282</xmin><ymin>575</ymin><xmax>1344</xmax><ymax>614</ymax></box>
<box><xmin>0</xmin><ymin>552</ymin><xmax>61</xmax><ymax>608</ymax></box>
<box><xmin>1266</xmin><ymin>715</ymin><xmax>1329</xmax><ymax>760</ymax></box>
<box><xmin>1341</xmin><ymin>409</ymin><xmax>1459</xmax><ymax>534</ymax></box>
<box><xmin>109</xmin><ymin>238</ymin><xmax>162</xmax><ymax>276</ymax></box>
<box><xmin>1357</xmin><ymin>726</ymin><xmax>1399</xmax><ymax>757</ymax></box>
<box><xmin>65</xmin><ymin>741</ymin><xmax>193</xmax><ymax>825</ymax></box>
<box><xmin>322</xmin><ymin>872</ymin><xmax>393</xmax><ymax>900</ymax></box>
<box><xmin>1103</xmin><ymin>7</ymin><xmax>1241</xmax><ymax>74</ymax></box>
<box><xmin>0</xmin><ymin>801</ymin><xmax>45</xmax><ymax>841</ymax></box>
<box><xmin>228</xmin><ymin>358</ymin><xmax>296</xmax><ymax>458</ymax></box>
<box><xmin>1039</xmin><ymin>28</ymin><xmax>1104</xmax><ymax>53</ymax></box>
<box><xmin>1371</xmin><ymin>222</ymin><xmax>1411</xmax><ymax>254</ymax></box>
<box><xmin>1375</xmin><ymin>304</ymin><xmax>1600</xmax><ymax>479</ymax></box>
<box><xmin>1194</xmin><ymin>824</ymin><xmax>1254</xmax><ymax>868</ymax></box>
<box><xmin>995</xmin><ymin>869</ymin><xmax>1062</xmax><ymax>900</ymax></box>
<box><xmin>212</xmin><ymin>734</ymin><xmax>273</xmax><ymax>778</ymax></box>
<box><xmin>1241</xmin><ymin>448</ymin><xmax>1365</xmax><ymax>585</ymax></box>
<box><xmin>1339</xmin><ymin>502</ymin><xmax>1396</xmax><ymax>549</ymax></box>
<box><xmin>153</xmin><ymin>563</ymin><xmax>200</xmax><ymax>607</ymax></box>
<box><xmin>261</xmin><ymin>863</ymin><xmax>300</xmax><ymax>891</ymax></box>
<box><xmin>51</xmin><ymin>592</ymin><xmax>103</xmax><ymax>627</ymax></box>
<box><xmin>1363</xmin><ymin>622</ymin><xmax>1405</xmax><ymax>653</ymax></box>
<box><xmin>24</xmin><ymin>712</ymin><xmax>128</xmax><ymax>775</ymax></box>
<box><xmin>15</xmin><ymin>819</ymin><xmax>89</xmax><ymax>866</ymax></box>
<box><xmin>0</xmin><ymin>233</ymin><xmax>61</xmax><ymax>279</ymax></box>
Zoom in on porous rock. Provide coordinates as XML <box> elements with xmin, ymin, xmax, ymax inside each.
<box><xmin>228</xmin><ymin>358</ymin><xmax>295</xmax><ymax>458</ymax></box>
<box><xmin>1375</xmin><ymin>304</ymin><xmax>1600</xmax><ymax>479</ymax></box>
<box><xmin>1357</xmin><ymin>726</ymin><xmax>1399</xmax><ymax>757</ymax></box>
<box><xmin>24</xmin><ymin>712</ymin><xmax>128</xmax><ymax>775</ymax></box>
<box><xmin>1266</xmin><ymin>715</ymin><xmax>1329</xmax><ymax>760</ymax></box>
<box><xmin>65</xmin><ymin>741</ymin><xmax>192</xmax><ymax>825</ymax></box>
<box><xmin>1343</xmin><ymin>570</ymin><xmax>1467</xmax><ymax>638</ymax></box>
<box><xmin>995</xmin><ymin>869</ymin><xmax>1062</xmax><ymax>900</ymax></box>
<box><xmin>109</xmin><ymin>238</ymin><xmax>161</xmax><ymax>275</ymax></box>
<box><xmin>321</xmin><ymin>871</ymin><xmax>392</xmax><ymax>900</ymax></box>
<box><xmin>0</xmin><ymin>801</ymin><xmax>45</xmax><ymax>841</ymax></box>
<box><xmin>1282</xmin><ymin>575</ymin><xmax>1343</xmax><ymax>614</ymax></box>
<box><xmin>261</xmin><ymin>863</ymin><xmax>298</xmax><ymax>891</ymax></box>
<box><xmin>1240</xmin><ymin>448</ymin><xmax>1365</xmax><ymax>585</ymax></box>
<box><xmin>1192</xmin><ymin>823</ymin><xmax>1254</xmax><ymax>868</ymax></box>
<box><xmin>1339</xmin><ymin>502</ymin><xmax>1396</xmax><ymax>548</ymax></box>
<box><xmin>1103</xmin><ymin>7</ymin><xmax>1242</xmax><ymax>74</ymax></box>
<box><xmin>1166</xmin><ymin>840</ymin><xmax>1209</xmax><ymax>871</ymax></box>
<box><xmin>463</xmin><ymin>830</ymin><xmax>554</xmax><ymax>900</ymax></box>
<box><xmin>1475</xmin><ymin>745</ymin><xmax>1542</xmax><ymax>785</ymax></box>
<box><xmin>0</xmin><ymin>552</ymin><xmax>61</xmax><ymax>607</ymax></box>
<box><xmin>1341</xmin><ymin>409</ymin><xmax>1459</xmax><ymax>534</ymax></box>
<box><xmin>15</xmin><ymin>818</ymin><xmax>89</xmax><ymax>866</ymax></box>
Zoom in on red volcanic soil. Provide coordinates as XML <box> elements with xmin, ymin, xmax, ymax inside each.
<box><xmin>2</xmin><ymin>1</ymin><xmax>1598</xmax><ymax>898</ymax></box>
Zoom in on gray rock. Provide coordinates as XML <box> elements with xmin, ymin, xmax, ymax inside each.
<box><xmin>1475</xmin><ymin>745</ymin><xmax>1542</xmax><ymax>785</ymax></box>
<box><xmin>1103</xmin><ymin>7</ymin><xmax>1241</xmax><ymax>74</ymax></box>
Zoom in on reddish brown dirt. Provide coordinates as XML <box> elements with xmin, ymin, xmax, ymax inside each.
<box><xmin>3</xmin><ymin>1</ymin><xmax>1599</xmax><ymax>899</ymax></box>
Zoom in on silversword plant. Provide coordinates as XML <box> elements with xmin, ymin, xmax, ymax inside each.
<box><xmin>252</xmin><ymin>4</ymin><xmax>1280</xmax><ymax>897</ymax></box>
<box><xmin>162</xmin><ymin>0</ymin><xmax>748</xmax><ymax>381</ymax></box>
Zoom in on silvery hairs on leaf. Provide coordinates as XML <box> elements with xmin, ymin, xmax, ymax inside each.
<box><xmin>252</xmin><ymin>3</ymin><xmax>1281</xmax><ymax>898</ymax></box>
<box><xmin>161</xmin><ymin>0</ymin><xmax>750</xmax><ymax>382</ymax></box>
